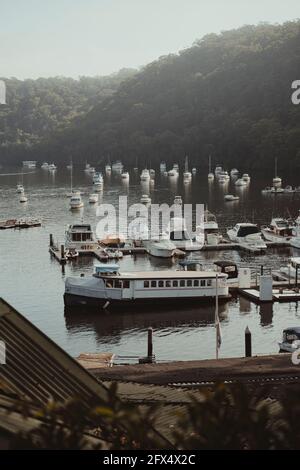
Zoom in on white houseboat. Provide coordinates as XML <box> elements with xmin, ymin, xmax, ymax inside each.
<box><xmin>64</xmin><ymin>264</ymin><xmax>230</xmax><ymax>308</ymax></box>
<box><xmin>262</xmin><ymin>218</ymin><xmax>293</xmax><ymax>243</ymax></box>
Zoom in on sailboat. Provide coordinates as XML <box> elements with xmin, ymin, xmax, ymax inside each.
<box><xmin>208</xmin><ymin>155</ymin><xmax>214</xmax><ymax>180</ymax></box>
<box><xmin>183</xmin><ymin>156</ymin><xmax>192</xmax><ymax>182</ymax></box>
<box><xmin>273</xmin><ymin>157</ymin><xmax>282</xmax><ymax>187</ymax></box>
<box><xmin>66</xmin><ymin>160</ymin><xmax>77</xmax><ymax>197</ymax></box>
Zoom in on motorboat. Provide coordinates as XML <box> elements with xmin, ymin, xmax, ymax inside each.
<box><xmin>173</xmin><ymin>163</ymin><xmax>179</xmax><ymax>171</ymax></box>
<box><xmin>66</xmin><ymin>162</ymin><xmax>73</xmax><ymax>170</ymax></box>
<box><xmin>140</xmin><ymin>194</ymin><xmax>151</xmax><ymax>204</ymax></box>
<box><xmin>227</xmin><ymin>223</ymin><xmax>267</xmax><ymax>252</ymax></box>
<box><xmin>214</xmin><ymin>261</ymin><xmax>239</xmax><ymax>286</ymax></box>
<box><xmin>19</xmin><ymin>193</ymin><xmax>28</xmax><ymax>203</ymax></box>
<box><xmin>65</xmin><ymin>248</ymin><xmax>79</xmax><ymax>260</ymax></box>
<box><xmin>48</xmin><ymin>163</ymin><xmax>57</xmax><ymax>171</ymax></box>
<box><xmin>224</xmin><ymin>194</ymin><xmax>239</xmax><ymax>202</ymax></box>
<box><xmin>214</xmin><ymin>165</ymin><xmax>223</xmax><ymax>176</ymax></box>
<box><xmin>166</xmin><ymin>217</ymin><xmax>202</xmax><ymax>251</ymax></box>
<box><xmin>242</xmin><ymin>173</ymin><xmax>250</xmax><ymax>183</ymax></box>
<box><xmin>196</xmin><ymin>210</ymin><xmax>222</xmax><ymax>245</ymax></box>
<box><xmin>235</xmin><ymin>178</ymin><xmax>247</xmax><ymax>187</ymax></box>
<box><xmin>160</xmin><ymin>162</ymin><xmax>166</xmax><ymax>172</ymax></box>
<box><xmin>168</xmin><ymin>169</ymin><xmax>178</xmax><ymax>177</ymax></box>
<box><xmin>217</xmin><ymin>171</ymin><xmax>230</xmax><ymax>181</ymax></box>
<box><xmin>144</xmin><ymin>239</ymin><xmax>177</xmax><ymax>258</ymax></box>
<box><xmin>16</xmin><ymin>184</ymin><xmax>24</xmax><ymax>193</ymax></box>
<box><xmin>121</xmin><ymin>171</ymin><xmax>129</xmax><ymax>180</ymax></box>
<box><xmin>93</xmin><ymin>172</ymin><xmax>103</xmax><ymax>190</ymax></box>
<box><xmin>41</xmin><ymin>162</ymin><xmax>49</xmax><ymax>169</ymax></box>
<box><xmin>262</xmin><ymin>218</ymin><xmax>293</xmax><ymax>243</ymax></box>
<box><xmin>140</xmin><ymin>169</ymin><xmax>150</xmax><ymax>181</ymax></box>
<box><xmin>112</xmin><ymin>161</ymin><xmax>123</xmax><ymax>172</ymax></box>
<box><xmin>192</xmin><ymin>168</ymin><xmax>197</xmax><ymax>174</ymax></box>
<box><xmin>89</xmin><ymin>193</ymin><xmax>99</xmax><ymax>204</ymax></box>
<box><xmin>230</xmin><ymin>168</ymin><xmax>239</xmax><ymax>176</ymax></box>
<box><xmin>150</xmin><ymin>169</ymin><xmax>155</xmax><ymax>176</ymax></box>
<box><xmin>103</xmin><ymin>248</ymin><xmax>124</xmax><ymax>259</ymax></box>
<box><xmin>279</xmin><ymin>327</ymin><xmax>300</xmax><ymax>353</ymax></box>
<box><xmin>22</xmin><ymin>161</ymin><xmax>36</xmax><ymax>169</ymax></box>
<box><xmin>65</xmin><ymin>224</ymin><xmax>98</xmax><ymax>252</ymax></box>
<box><xmin>174</xmin><ymin>195</ymin><xmax>183</xmax><ymax>205</ymax></box>
<box><xmin>284</xmin><ymin>185</ymin><xmax>294</xmax><ymax>193</ymax></box>
<box><xmin>64</xmin><ymin>263</ymin><xmax>230</xmax><ymax>308</ymax></box>
<box><xmin>105</xmin><ymin>164</ymin><xmax>112</xmax><ymax>173</ymax></box>
<box><xmin>69</xmin><ymin>192</ymin><xmax>84</xmax><ymax>210</ymax></box>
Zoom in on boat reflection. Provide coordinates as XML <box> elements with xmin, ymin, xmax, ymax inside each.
<box><xmin>64</xmin><ymin>302</ymin><xmax>229</xmax><ymax>341</ymax></box>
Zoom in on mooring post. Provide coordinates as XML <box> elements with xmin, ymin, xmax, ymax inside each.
<box><xmin>245</xmin><ymin>326</ymin><xmax>252</xmax><ymax>357</ymax></box>
<box><xmin>61</xmin><ymin>244</ymin><xmax>65</xmax><ymax>261</ymax></box>
<box><xmin>49</xmin><ymin>233</ymin><xmax>53</xmax><ymax>248</ymax></box>
<box><xmin>261</xmin><ymin>265</ymin><xmax>264</xmax><ymax>276</ymax></box>
<box><xmin>147</xmin><ymin>327</ymin><xmax>153</xmax><ymax>360</ymax></box>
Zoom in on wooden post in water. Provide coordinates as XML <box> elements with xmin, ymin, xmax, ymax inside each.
<box><xmin>261</xmin><ymin>265</ymin><xmax>264</xmax><ymax>276</ymax></box>
<box><xmin>245</xmin><ymin>326</ymin><xmax>252</xmax><ymax>357</ymax></box>
<box><xmin>61</xmin><ymin>244</ymin><xmax>65</xmax><ymax>262</ymax></box>
<box><xmin>49</xmin><ymin>233</ymin><xmax>53</xmax><ymax>247</ymax></box>
<box><xmin>147</xmin><ymin>327</ymin><xmax>153</xmax><ymax>361</ymax></box>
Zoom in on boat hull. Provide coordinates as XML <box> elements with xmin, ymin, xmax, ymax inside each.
<box><xmin>64</xmin><ymin>292</ymin><xmax>231</xmax><ymax>309</ymax></box>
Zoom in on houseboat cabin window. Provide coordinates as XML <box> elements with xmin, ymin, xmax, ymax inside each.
<box><xmin>105</xmin><ymin>279</ymin><xmax>130</xmax><ymax>289</ymax></box>
<box><xmin>105</xmin><ymin>280</ymin><xmax>113</xmax><ymax>288</ymax></box>
<box><xmin>173</xmin><ymin>280</ymin><xmax>178</xmax><ymax>287</ymax></box>
<box><xmin>158</xmin><ymin>280</ymin><xmax>164</xmax><ymax>288</ymax></box>
<box><xmin>201</xmin><ymin>280</ymin><xmax>206</xmax><ymax>287</ymax></box>
<box><xmin>144</xmin><ymin>281</ymin><xmax>150</xmax><ymax>288</ymax></box>
<box><xmin>194</xmin><ymin>280</ymin><xmax>199</xmax><ymax>287</ymax></box>
<box><xmin>166</xmin><ymin>280</ymin><xmax>171</xmax><ymax>288</ymax></box>
<box><xmin>187</xmin><ymin>280</ymin><xmax>192</xmax><ymax>287</ymax></box>
<box><xmin>151</xmin><ymin>281</ymin><xmax>157</xmax><ymax>288</ymax></box>
<box><xmin>207</xmin><ymin>279</ymin><xmax>212</xmax><ymax>287</ymax></box>
<box><xmin>123</xmin><ymin>280</ymin><xmax>130</xmax><ymax>289</ymax></box>
<box><xmin>180</xmin><ymin>280</ymin><xmax>185</xmax><ymax>287</ymax></box>
<box><xmin>114</xmin><ymin>279</ymin><xmax>122</xmax><ymax>288</ymax></box>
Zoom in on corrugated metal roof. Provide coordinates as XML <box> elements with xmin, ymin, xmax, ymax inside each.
<box><xmin>0</xmin><ymin>298</ymin><xmax>109</xmax><ymax>407</ymax></box>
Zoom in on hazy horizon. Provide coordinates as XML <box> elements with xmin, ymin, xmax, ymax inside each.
<box><xmin>1</xmin><ymin>0</ymin><xmax>299</xmax><ymax>80</ymax></box>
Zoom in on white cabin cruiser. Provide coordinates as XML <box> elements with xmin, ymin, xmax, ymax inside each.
<box><xmin>224</xmin><ymin>194</ymin><xmax>239</xmax><ymax>202</ymax></box>
<box><xmin>112</xmin><ymin>161</ymin><xmax>123</xmax><ymax>172</ymax></box>
<box><xmin>140</xmin><ymin>169</ymin><xmax>150</xmax><ymax>181</ymax></box>
<box><xmin>242</xmin><ymin>173</ymin><xmax>250</xmax><ymax>183</ymax></box>
<box><xmin>69</xmin><ymin>192</ymin><xmax>84</xmax><ymax>210</ymax></box>
<box><xmin>230</xmin><ymin>168</ymin><xmax>239</xmax><ymax>176</ymax></box>
<box><xmin>121</xmin><ymin>171</ymin><xmax>129</xmax><ymax>180</ymax></box>
<box><xmin>279</xmin><ymin>327</ymin><xmax>300</xmax><ymax>353</ymax></box>
<box><xmin>144</xmin><ymin>239</ymin><xmax>177</xmax><ymax>258</ymax></box>
<box><xmin>174</xmin><ymin>195</ymin><xmax>183</xmax><ymax>205</ymax></box>
<box><xmin>88</xmin><ymin>193</ymin><xmax>99</xmax><ymax>204</ymax></box>
<box><xmin>16</xmin><ymin>184</ymin><xmax>24</xmax><ymax>193</ymax></box>
<box><xmin>19</xmin><ymin>193</ymin><xmax>28</xmax><ymax>203</ymax></box>
<box><xmin>227</xmin><ymin>223</ymin><xmax>267</xmax><ymax>252</ymax></box>
<box><xmin>166</xmin><ymin>217</ymin><xmax>202</xmax><ymax>251</ymax></box>
<box><xmin>64</xmin><ymin>263</ymin><xmax>230</xmax><ymax>308</ymax></box>
<box><xmin>196</xmin><ymin>210</ymin><xmax>222</xmax><ymax>245</ymax></box>
<box><xmin>65</xmin><ymin>224</ymin><xmax>98</xmax><ymax>252</ymax></box>
<box><xmin>262</xmin><ymin>218</ymin><xmax>293</xmax><ymax>243</ymax></box>
<box><xmin>140</xmin><ymin>194</ymin><xmax>151</xmax><ymax>204</ymax></box>
<box><xmin>235</xmin><ymin>178</ymin><xmax>247</xmax><ymax>187</ymax></box>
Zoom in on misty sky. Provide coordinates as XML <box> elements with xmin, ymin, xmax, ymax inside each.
<box><xmin>0</xmin><ymin>0</ymin><xmax>299</xmax><ymax>79</ymax></box>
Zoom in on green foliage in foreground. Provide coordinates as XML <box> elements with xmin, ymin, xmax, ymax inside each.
<box><xmin>7</xmin><ymin>383</ymin><xmax>300</xmax><ymax>450</ymax></box>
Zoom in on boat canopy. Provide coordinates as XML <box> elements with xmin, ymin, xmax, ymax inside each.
<box><xmin>95</xmin><ymin>264</ymin><xmax>120</xmax><ymax>275</ymax></box>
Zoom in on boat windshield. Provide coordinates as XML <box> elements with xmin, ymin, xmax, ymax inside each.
<box><xmin>237</xmin><ymin>226</ymin><xmax>259</xmax><ymax>237</ymax></box>
<box><xmin>170</xmin><ymin>230</ymin><xmax>190</xmax><ymax>241</ymax></box>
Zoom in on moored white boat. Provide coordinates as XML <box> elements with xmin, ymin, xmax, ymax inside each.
<box><xmin>235</xmin><ymin>178</ymin><xmax>247</xmax><ymax>187</ymax></box>
<box><xmin>140</xmin><ymin>169</ymin><xmax>150</xmax><ymax>181</ymax></box>
<box><xmin>140</xmin><ymin>194</ymin><xmax>151</xmax><ymax>204</ymax></box>
<box><xmin>227</xmin><ymin>223</ymin><xmax>267</xmax><ymax>252</ymax></box>
<box><xmin>224</xmin><ymin>194</ymin><xmax>239</xmax><ymax>201</ymax></box>
<box><xmin>16</xmin><ymin>184</ymin><xmax>24</xmax><ymax>193</ymax></box>
<box><xmin>280</xmin><ymin>257</ymin><xmax>300</xmax><ymax>279</ymax></box>
<box><xmin>69</xmin><ymin>192</ymin><xmax>84</xmax><ymax>210</ymax></box>
<box><xmin>89</xmin><ymin>193</ymin><xmax>99</xmax><ymax>204</ymax></box>
<box><xmin>261</xmin><ymin>218</ymin><xmax>293</xmax><ymax>243</ymax></box>
<box><xmin>144</xmin><ymin>239</ymin><xmax>177</xmax><ymax>258</ymax></box>
<box><xmin>166</xmin><ymin>217</ymin><xmax>202</xmax><ymax>251</ymax></box>
<box><xmin>64</xmin><ymin>263</ymin><xmax>230</xmax><ymax>308</ymax></box>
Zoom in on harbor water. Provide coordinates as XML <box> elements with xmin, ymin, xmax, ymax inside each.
<box><xmin>1</xmin><ymin>166</ymin><xmax>300</xmax><ymax>362</ymax></box>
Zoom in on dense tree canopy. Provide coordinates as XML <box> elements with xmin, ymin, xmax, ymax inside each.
<box><xmin>1</xmin><ymin>21</ymin><xmax>300</xmax><ymax>169</ymax></box>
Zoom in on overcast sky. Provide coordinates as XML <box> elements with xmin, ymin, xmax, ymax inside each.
<box><xmin>0</xmin><ymin>0</ymin><xmax>299</xmax><ymax>79</ymax></box>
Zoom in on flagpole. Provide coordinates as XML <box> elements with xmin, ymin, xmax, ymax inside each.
<box><xmin>215</xmin><ymin>273</ymin><xmax>219</xmax><ymax>359</ymax></box>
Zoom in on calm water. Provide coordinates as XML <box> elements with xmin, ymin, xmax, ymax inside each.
<box><xmin>1</xmin><ymin>165</ymin><xmax>300</xmax><ymax>362</ymax></box>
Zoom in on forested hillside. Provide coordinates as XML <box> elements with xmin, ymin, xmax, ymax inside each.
<box><xmin>0</xmin><ymin>69</ymin><xmax>136</xmax><ymax>162</ymax></box>
<box><xmin>1</xmin><ymin>21</ymin><xmax>300</xmax><ymax>169</ymax></box>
